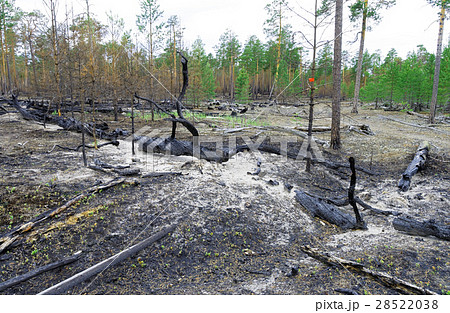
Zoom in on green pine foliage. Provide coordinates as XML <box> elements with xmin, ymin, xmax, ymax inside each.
<box><xmin>188</xmin><ymin>39</ymin><xmax>216</xmax><ymax>105</ymax></box>
<box><xmin>358</xmin><ymin>44</ymin><xmax>450</xmax><ymax>112</ymax></box>
<box><xmin>235</xmin><ymin>68</ymin><xmax>250</xmax><ymax>103</ymax></box>
<box><xmin>201</xmin><ymin>62</ymin><xmax>216</xmax><ymax>101</ymax></box>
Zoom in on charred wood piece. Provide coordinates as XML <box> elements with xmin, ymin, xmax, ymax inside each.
<box><xmin>0</xmin><ymin>178</ymin><xmax>131</xmax><ymax>254</ymax></box>
<box><xmin>398</xmin><ymin>141</ymin><xmax>430</xmax><ymax>191</ymax></box>
<box><xmin>348</xmin><ymin>157</ymin><xmax>367</xmax><ymax>230</ymax></box>
<box><xmin>393</xmin><ymin>216</ymin><xmax>450</xmax><ymax>241</ymax></box>
<box><xmin>142</xmin><ymin>172</ymin><xmax>182</xmax><ymax>178</ymax></box>
<box><xmin>38</xmin><ymin>224</ymin><xmax>176</xmax><ymax>295</ymax></box>
<box><xmin>247</xmin><ymin>157</ymin><xmax>262</xmax><ymax>175</ymax></box>
<box><xmin>294</xmin><ymin>190</ymin><xmax>358</xmax><ymax>230</ymax></box>
<box><xmin>0</xmin><ymin>251</ymin><xmax>82</xmax><ymax>292</ymax></box>
<box><xmin>300</xmin><ymin>245</ymin><xmax>438</xmax><ymax>295</ymax></box>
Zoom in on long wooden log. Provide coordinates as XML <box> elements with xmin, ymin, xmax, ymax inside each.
<box><xmin>47</xmin><ymin>141</ymin><xmax>119</xmax><ymax>153</ymax></box>
<box><xmin>142</xmin><ymin>172</ymin><xmax>182</xmax><ymax>178</ymax></box>
<box><xmin>5</xmin><ymin>95</ymin><xmax>128</xmax><ymax>140</ymax></box>
<box><xmin>300</xmin><ymin>245</ymin><xmax>438</xmax><ymax>295</ymax></box>
<box><xmin>393</xmin><ymin>216</ymin><xmax>450</xmax><ymax>241</ymax></box>
<box><xmin>398</xmin><ymin>141</ymin><xmax>430</xmax><ymax>191</ymax></box>
<box><xmin>379</xmin><ymin>115</ymin><xmax>450</xmax><ymax>135</ymax></box>
<box><xmin>38</xmin><ymin>224</ymin><xmax>177</xmax><ymax>295</ymax></box>
<box><xmin>294</xmin><ymin>190</ymin><xmax>357</xmax><ymax>230</ymax></box>
<box><xmin>304</xmin><ymin>192</ymin><xmax>399</xmax><ymax>216</ymax></box>
<box><xmin>0</xmin><ymin>251</ymin><xmax>82</xmax><ymax>292</ymax></box>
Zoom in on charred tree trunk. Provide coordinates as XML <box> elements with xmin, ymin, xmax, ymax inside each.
<box><xmin>348</xmin><ymin>157</ymin><xmax>367</xmax><ymax>229</ymax></box>
<box><xmin>135</xmin><ymin>51</ymin><xmax>198</xmax><ymax>139</ymax></box>
<box><xmin>294</xmin><ymin>190</ymin><xmax>359</xmax><ymax>230</ymax></box>
<box><xmin>393</xmin><ymin>216</ymin><xmax>450</xmax><ymax>241</ymax></box>
<box><xmin>398</xmin><ymin>141</ymin><xmax>430</xmax><ymax>191</ymax></box>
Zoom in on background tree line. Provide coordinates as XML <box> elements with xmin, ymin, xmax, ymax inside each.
<box><xmin>1</xmin><ymin>0</ymin><xmax>449</xmax><ymax>113</ymax></box>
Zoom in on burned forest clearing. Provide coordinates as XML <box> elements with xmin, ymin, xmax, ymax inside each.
<box><xmin>0</xmin><ymin>97</ymin><xmax>449</xmax><ymax>295</ymax></box>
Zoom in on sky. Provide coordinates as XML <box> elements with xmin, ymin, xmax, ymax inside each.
<box><xmin>15</xmin><ymin>0</ymin><xmax>450</xmax><ymax>61</ymax></box>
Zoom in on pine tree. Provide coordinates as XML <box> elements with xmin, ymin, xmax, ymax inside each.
<box><xmin>240</xmin><ymin>35</ymin><xmax>265</xmax><ymax>99</ymax></box>
<box><xmin>201</xmin><ymin>61</ymin><xmax>216</xmax><ymax>101</ymax></box>
<box><xmin>331</xmin><ymin>0</ymin><xmax>343</xmax><ymax>150</ymax></box>
<box><xmin>136</xmin><ymin>0</ymin><xmax>164</xmax><ymax>97</ymax></box>
<box><xmin>350</xmin><ymin>0</ymin><xmax>396</xmax><ymax>113</ymax></box>
<box><xmin>427</xmin><ymin>0</ymin><xmax>449</xmax><ymax>123</ymax></box>
<box><xmin>235</xmin><ymin>68</ymin><xmax>250</xmax><ymax>103</ymax></box>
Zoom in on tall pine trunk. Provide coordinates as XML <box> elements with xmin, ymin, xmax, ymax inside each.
<box><xmin>331</xmin><ymin>0</ymin><xmax>343</xmax><ymax>150</ymax></box>
<box><xmin>306</xmin><ymin>0</ymin><xmax>318</xmax><ymax>172</ymax></box>
<box><xmin>352</xmin><ymin>0</ymin><xmax>368</xmax><ymax>114</ymax></box>
<box><xmin>429</xmin><ymin>3</ymin><xmax>446</xmax><ymax>124</ymax></box>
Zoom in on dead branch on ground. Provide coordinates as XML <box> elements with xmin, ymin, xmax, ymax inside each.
<box><xmin>379</xmin><ymin>115</ymin><xmax>450</xmax><ymax>135</ymax></box>
<box><xmin>300</xmin><ymin>245</ymin><xmax>438</xmax><ymax>295</ymax></box>
<box><xmin>38</xmin><ymin>224</ymin><xmax>176</xmax><ymax>295</ymax></box>
<box><xmin>47</xmin><ymin>141</ymin><xmax>119</xmax><ymax>153</ymax></box>
<box><xmin>0</xmin><ymin>178</ymin><xmax>135</xmax><ymax>254</ymax></box>
<box><xmin>0</xmin><ymin>251</ymin><xmax>82</xmax><ymax>292</ymax></box>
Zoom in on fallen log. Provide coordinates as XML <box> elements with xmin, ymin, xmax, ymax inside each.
<box><xmin>38</xmin><ymin>224</ymin><xmax>177</xmax><ymax>295</ymax></box>
<box><xmin>393</xmin><ymin>216</ymin><xmax>450</xmax><ymax>241</ymax></box>
<box><xmin>47</xmin><ymin>141</ymin><xmax>119</xmax><ymax>153</ymax></box>
<box><xmin>142</xmin><ymin>172</ymin><xmax>182</xmax><ymax>178</ymax></box>
<box><xmin>355</xmin><ymin>197</ymin><xmax>399</xmax><ymax>216</ymax></box>
<box><xmin>345</xmin><ymin>124</ymin><xmax>375</xmax><ymax>136</ymax></box>
<box><xmin>135</xmin><ymin>135</ymin><xmax>377</xmax><ymax>177</ymax></box>
<box><xmin>0</xmin><ymin>104</ymin><xmax>8</xmax><ymax>114</ymax></box>
<box><xmin>7</xmin><ymin>94</ymin><xmax>40</xmax><ymax>122</ymax></box>
<box><xmin>398</xmin><ymin>141</ymin><xmax>430</xmax><ymax>191</ymax></box>
<box><xmin>379</xmin><ymin>115</ymin><xmax>450</xmax><ymax>135</ymax></box>
<box><xmin>255</xmin><ymin>125</ymin><xmax>329</xmax><ymax>146</ymax></box>
<box><xmin>0</xmin><ymin>251</ymin><xmax>82</xmax><ymax>292</ymax></box>
<box><xmin>314</xmin><ymin>159</ymin><xmax>378</xmax><ymax>176</ymax></box>
<box><xmin>87</xmin><ymin>164</ymin><xmax>111</xmax><ymax>174</ymax></box>
<box><xmin>9</xmin><ymin>97</ymin><xmax>128</xmax><ymax>140</ymax></box>
<box><xmin>113</xmin><ymin>168</ymin><xmax>141</xmax><ymax>176</ymax></box>
<box><xmin>294</xmin><ymin>190</ymin><xmax>358</xmax><ymax>230</ymax></box>
<box><xmin>407</xmin><ymin>111</ymin><xmax>428</xmax><ymax>119</ymax></box>
<box><xmin>304</xmin><ymin>192</ymin><xmax>399</xmax><ymax>216</ymax></box>
<box><xmin>135</xmin><ymin>136</ymin><xmax>235</xmax><ymax>163</ymax></box>
<box><xmin>293</xmin><ymin>126</ymin><xmax>332</xmax><ymax>132</ymax></box>
<box><xmin>300</xmin><ymin>246</ymin><xmax>438</xmax><ymax>295</ymax></box>
<box><xmin>93</xmin><ymin>158</ymin><xmax>129</xmax><ymax>170</ymax></box>
<box><xmin>0</xmin><ymin>178</ymin><xmax>132</xmax><ymax>254</ymax></box>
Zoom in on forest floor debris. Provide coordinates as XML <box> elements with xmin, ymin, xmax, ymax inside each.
<box><xmin>0</xmin><ymin>101</ymin><xmax>449</xmax><ymax>295</ymax></box>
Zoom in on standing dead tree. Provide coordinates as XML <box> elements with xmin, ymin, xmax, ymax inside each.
<box><xmin>348</xmin><ymin>157</ymin><xmax>367</xmax><ymax>229</ymax></box>
<box><xmin>135</xmin><ymin>51</ymin><xmax>198</xmax><ymax>139</ymax></box>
